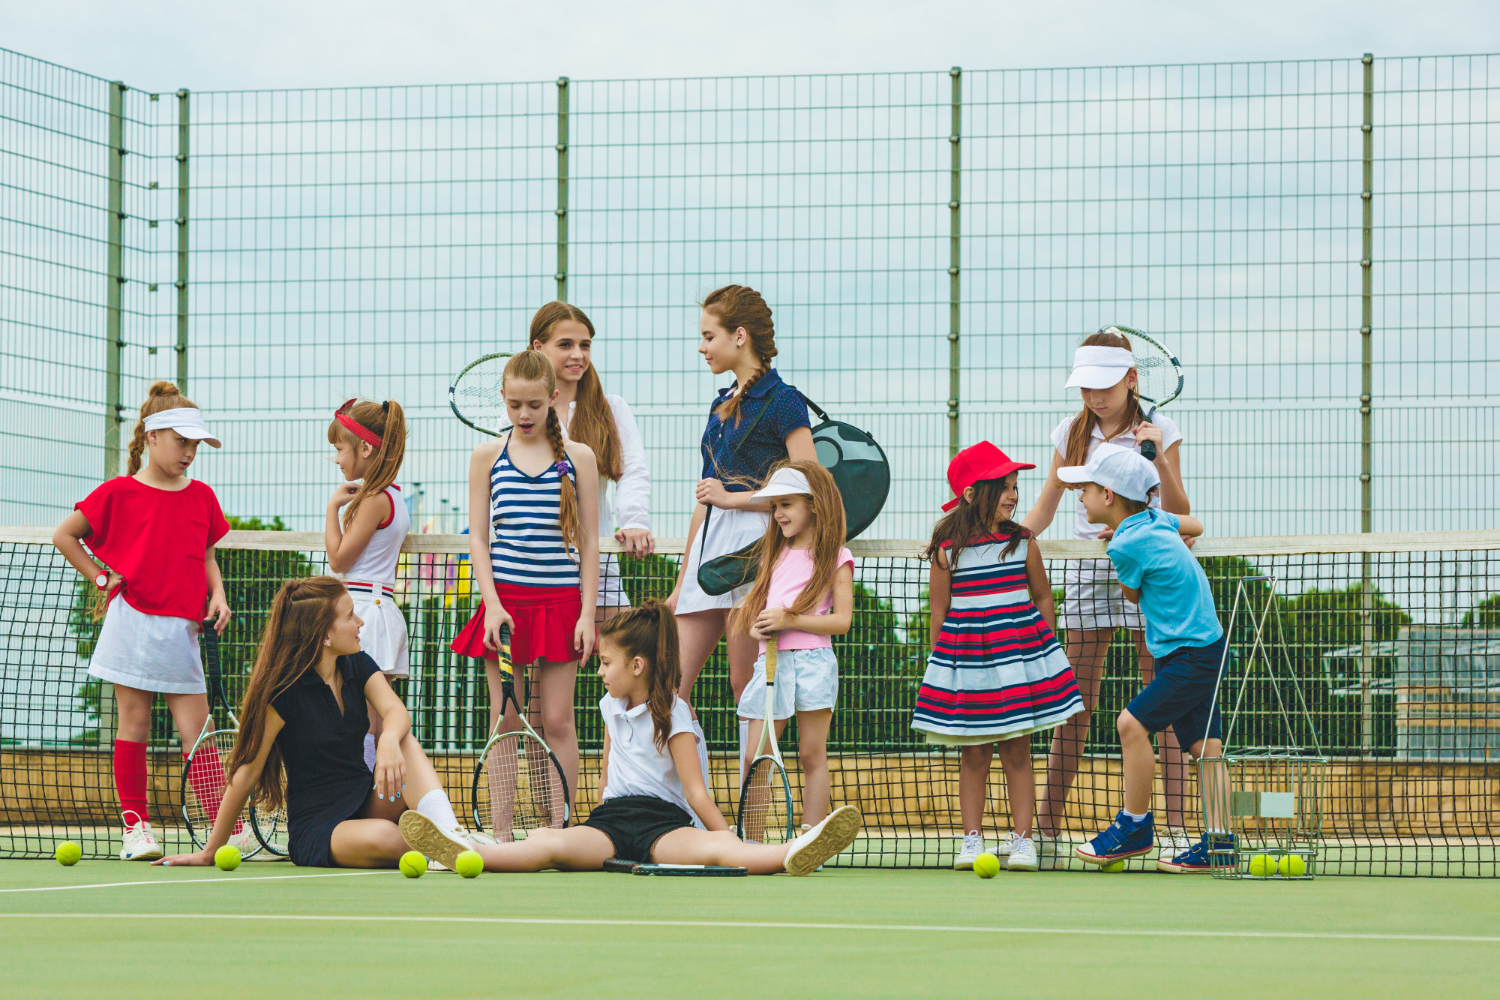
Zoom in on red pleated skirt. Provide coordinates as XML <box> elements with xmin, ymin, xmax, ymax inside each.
<box><xmin>450</xmin><ymin>584</ymin><xmax>584</xmax><ymax>665</ymax></box>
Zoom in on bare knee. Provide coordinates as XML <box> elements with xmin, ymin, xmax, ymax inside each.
<box><xmin>960</xmin><ymin>744</ymin><xmax>994</xmax><ymax>770</ymax></box>
<box><xmin>1117</xmin><ymin>711</ymin><xmax>1149</xmax><ymax>743</ymax></box>
<box><xmin>540</xmin><ymin>704</ymin><xmax>575</xmax><ymax>739</ymax></box>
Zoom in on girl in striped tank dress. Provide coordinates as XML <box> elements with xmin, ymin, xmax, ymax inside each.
<box><xmin>453</xmin><ymin>350</ymin><xmax>600</xmax><ymax>802</ymax></box>
<box><xmin>913</xmin><ymin>442</ymin><xmax>1084</xmax><ymax>872</ymax></box>
<box><xmin>324</xmin><ymin>398</ymin><xmax>410</xmax><ymax>769</ymax></box>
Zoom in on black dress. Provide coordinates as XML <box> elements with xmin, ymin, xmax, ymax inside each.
<box><xmin>270</xmin><ymin>652</ymin><xmax>380</xmax><ymax>867</ymax></box>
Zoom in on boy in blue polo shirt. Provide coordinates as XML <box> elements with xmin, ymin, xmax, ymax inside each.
<box><xmin>1057</xmin><ymin>444</ymin><xmax>1231</xmax><ymax>872</ymax></box>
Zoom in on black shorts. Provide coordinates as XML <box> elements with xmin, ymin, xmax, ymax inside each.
<box><xmin>583</xmin><ymin>795</ymin><xmax>695</xmax><ymax>862</ymax></box>
<box><xmin>1126</xmin><ymin>634</ymin><xmax>1228</xmax><ymax>754</ymax></box>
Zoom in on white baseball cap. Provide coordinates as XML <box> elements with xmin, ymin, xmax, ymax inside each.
<box><xmin>143</xmin><ymin>407</ymin><xmax>222</xmax><ymax>448</ymax></box>
<box><xmin>751</xmin><ymin>466</ymin><xmax>811</xmax><ymax>502</ymax></box>
<box><xmin>1056</xmin><ymin>443</ymin><xmax>1159</xmax><ymax>502</ymax></box>
<box><xmin>1064</xmin><ymin>342</ymin><xmax>1136</xmax><ymax>390</ymax></box>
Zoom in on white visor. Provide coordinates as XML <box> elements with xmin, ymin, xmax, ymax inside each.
<box><xmin>751</xmin><ymin>466</ymin><xmax>812</xmax><ymax>502</ymax></box>
<box><xmin>143</xmin><ymin>408</ymin><xmax>222</xmax><ymax>448</ymax></box>
<box><xmin>1064</xmin><ymin>345</ymin><xmax>1136</xmax><ymax>390</ymax></box>
<box><xmin>1056</xmin><ymin>442</ymin><xmax>1160</xmax><ymax>502</ymax></box>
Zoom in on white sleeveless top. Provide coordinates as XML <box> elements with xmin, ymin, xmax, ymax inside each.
<box><xmin>341</xmin><ymin>485</ymin><xmax>409</xmax><ymax>585</ymax></box>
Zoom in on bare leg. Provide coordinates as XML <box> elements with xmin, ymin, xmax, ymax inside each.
<box><xmin>959</xmin><ymin>743</ymin><xmax>994</xmax><ymax>834</ymax></box>
<box><xmin>534</xmin><ymin>658</ymin><xmax>580</xmax><ymax>815</ymax></box>
<box><xmin>675</xmin><ymin>609</ymin><xmax>729</xmax><ymax>701</ymax></box>
<box><xmin>726</xmin><ymin>628</ymin><xmax>758</xmax><ymax>703</ymax></box>
<box><xmin>483</xmin><ymin>660</ymin><xmax>526</xmax><ymax>838</ymax></box>
<box><xmin>1191</xmin><ymin>737</ymin><xmax>1228</xmax><ymax>831</ymax></box>
<box><xmin>465</xmin><ymin>824</ymin><xmax>617</xmax><ymax>872</ymax></box>
<box><xmin>331</xmin><ymin>732</ymin><xmax>460</xmax><ymax>867</ymax></box>
<box><xmin>1133</xmin><ymin>631</ymin><xmax>1186</xmax><ymax>830</ymax></box>
<box><xmin>163</xmin><ymin>691</ymin><xmax>212</xmax><ymax>749</ymax></box>
<box><xmin>1037</xmin><ymin>628</ymin><xmax>1113</xmax><ymax>836</ymax></box>
<box><xmin>994</xmin><ymin>736</ymin><xmax>1036</xmax><ymax>837</ymax></box>
<box><xmin>651</xmin><ymin>826</ymin><xmax>798</xmax><ymax>875</ymax></box>
<box><xmin>794</xmin><ymin>709</ymin><xmax>832</xmax><ymax>826</ymax></box>
<box><xmin>113</xmin><ymin>684</ymin><xmax>154</xmax><ymax>744</ymax></box>
<box><xmin>1117</xmin><ymin>710</ymin><xmax>1157</xmax><ymax>817</ymax></box>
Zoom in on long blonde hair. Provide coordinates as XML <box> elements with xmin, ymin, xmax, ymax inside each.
<box><xmin>597</xmin><ymin>599</ymin><xmax>682</xmax><ymax>751</ymax></box>
<box><xmin>228</xmin><ymin>576</ymin><xmax>348</xmax><ymax>813</ymax></box>
<box><xmin>729</xmin><ymin>460</ymin><xmax>847</xmax><ymax>638</ymax></box>
<box><xmin>504</xmin><ymin>350</ymin><xmax>581</xmax><ymax>560</ymax></box>
<box><xmin>327</xmin><ymin>399</ymin><xmax>407</xmax><ymax>530</ymax></box>
<box><xmin>1062</xmin><ymin>329</ymin><xmax>1148</xmax><ymax>468</ymax></box>
<box><xmin>528</xmin><ymin>302</ymin><xmax>623</xmax><ymax>482</ymax></box>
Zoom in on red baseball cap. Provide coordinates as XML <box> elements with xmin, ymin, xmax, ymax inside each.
<box><xmin>942</xmin><ymin>442</ymin><xmax>1035</xmax><ymax>512</ymax></box>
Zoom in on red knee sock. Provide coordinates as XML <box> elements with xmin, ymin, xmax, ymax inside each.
<box><xmin>183</xmin><ymin>747</ymin><xmax>244</xmax><ymax>835</ymax></box>
<box><xmin>114</xmin><ymin>739</ymin><xmax>150</xmax><ymax>827</ymax></box>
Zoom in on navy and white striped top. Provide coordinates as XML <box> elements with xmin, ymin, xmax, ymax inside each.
<box><xmin>489</xmin><ymin>442</ymin><xmax>580</xmax><ymax>588</ymax></box>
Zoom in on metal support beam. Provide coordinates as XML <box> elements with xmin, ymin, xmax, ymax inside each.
<box><xmin>175</xmin><ymin>89</ymin><xmax>191</xmax><ymax>392</ymax></box>
<box><xmin>947</xmin><ymin>67</ymin><xmax>962</xmax><ymax>459</ymax></box>
<box><xmin>1358</xmin><ymin>53</ymin><xmax>1376</xmax><ymax>758</ymax></box>
<box><xmin>556</xmin><ymin>77</ymin><xmax>570</xmax><ymax>303</ymax></box>
<box><xmin>104</xmin><ymin>81</ymin><xmax>126</xmax><ymax>480</ymax></box>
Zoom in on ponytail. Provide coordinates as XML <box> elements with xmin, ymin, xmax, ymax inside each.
<box><xmin>128</xmin><ymin>380</ymin><xmax>199</xmax><ymax>476</ymax></box>
<box><xmin>598</xmin><ymin>598</ymin><xmax>682</xmax><ymax>751</ymax></box>
<box><xmin>504</xmin><ymin>350</ymin><xmax>581</xmax><ymax>561</ymax></box>
<box><xmin>327</xmin><ymin>399</ymin><xmax>407</xmax><ymax>530</ymax></box>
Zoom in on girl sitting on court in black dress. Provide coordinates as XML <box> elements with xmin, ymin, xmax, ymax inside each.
<box><xmin>157</xmin><ymin>576</ymin><xmax>476</xmax><ymax>869</ymax></box>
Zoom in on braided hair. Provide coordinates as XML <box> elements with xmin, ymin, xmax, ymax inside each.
<box><xmin>504</xmin><ymin>350</ymin><xmax>581</xmax><ymax>561</ymax></box>
<box><xmin>703</xmin><ymin>284</ymin><xmax>777</xmax><ymax>426</ymax></box>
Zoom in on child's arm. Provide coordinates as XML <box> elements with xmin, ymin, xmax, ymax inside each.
<box><xmin>1023</xmin><ymin>540</ymin><xmax>1058</xmax><ymax>633</ymax></box>
<box><xmin>204</xmin><ymin>546</ymin><xmax>231</xmax><ymax>632</ymax></box>
<box><xmin>1175</xmin><ymin>514</ymin><xmax>1203</xmax><ymax>538</ymax></box>
<box><xmin>755</xmin><ymin>563</ymin><xmax>855</xmax><ymax>637</ymax></box>
<box><xmin>364</xmin><ymin>672</ymin><xmax>412</xmax><ymax>801</ymax></box>
<box><xmin>927</xmin><ymin>553</ymin><xmax>952</xmax><ymax>652</ymax></box>
<box><xmin>670</xmin><ymin>732</ymin><xmax>729</xmax><ymax>832</ymax></box>
<box><xmin>324</xmin><ymin>484</ymin><xmax>391</xmax><ymax>575</ymax></box>
<box><xmin>52</xmin><ymin>511</ymin><xmax>120</xmax><ymax>597</ymax></box>
<box><xmin>1021</xmin><ymin>450</ymin><xmax>1068</xmax><ymax>536</ymax></box>
<box><xmin>567</xmin><ymin>441</ymin><xmax>600</xmax><ymax>662</ymax></box>
<box><xmin>1119</xmin><ymin>582</ymin><xmax>1141</xmax><ymax>605</ymax></box>
<box><xmin>467</xmin><ymin>441</ymin><xmax>511</xmax><ymax>650</ymax></box>
<box><xmin>598</xmin><ymin>728</ymin><xmax>611</xmax><ymax>799</ymax></box>
<box><xmin>156</xmin><ymin>707</ymin><xmax>284</xmax><ymax>865</ymax></box>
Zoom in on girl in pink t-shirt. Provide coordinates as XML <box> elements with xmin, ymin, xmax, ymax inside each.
<box><xmin>52</xmin><ymin>382</ymin><xmax>234</xmax><ymax>862</ymax></box>
<box><xmin>729</xmin><ymin>461</ymin><xmax>854</xmax><ymax>829</ymax></box>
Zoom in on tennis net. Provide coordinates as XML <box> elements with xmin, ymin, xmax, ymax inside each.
<box><xmin>2</xmin><ymin>526</ymin><xmax>1496</xmax><ymax>875</ymax></box>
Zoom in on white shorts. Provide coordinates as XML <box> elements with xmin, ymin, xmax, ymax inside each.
<box><xmin>1059</xmin><ymin>558</ymin><xmax>1145</xmax><ymax>633</ymax></box>
<box><xmin>675</xmin><ymin>506</ymin><xmax>765</xmax><ymax>615</ymax></box>
<box><xmin>349</xmin><ymin>587</ymin><xmax>410</xmax><ymax>679</ymax></box>
<box><xmin>736</xmin><ymin>647</ymin><xmax>839</xmax><ymax>720</ymax></box>
<box><xmin>598</xmin><ymin>552</ymin><xmax>630</xmax><ymax>609</ymax></box>
<box><xmin>87</xmin><ymin>596</ymin><xmax>205</xmax><ymax>695</ymax></box>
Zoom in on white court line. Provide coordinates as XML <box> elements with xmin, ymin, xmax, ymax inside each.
<box><xmin>0</xmin><ymin>870</ymin><xmax>391</xmax><ymax>893</ymax></box>
<box><xmin>0</xmin><ymin>912</ymin><xmax>1495</xmax><ymax>944</ymax></box>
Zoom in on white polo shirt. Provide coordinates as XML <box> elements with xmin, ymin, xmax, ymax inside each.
<box><xmin>1050</xmin><ymin>412</ymin><xmax>1182</xmax><ymax>541</ymax></box>
<box><xmin>599</xmin><ymin>693</ymin><xmax>700</xmax><ymax>817</ymax></box>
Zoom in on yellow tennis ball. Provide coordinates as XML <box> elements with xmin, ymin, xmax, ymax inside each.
<box><xmin>973</xmin><ymin>852</ymin><xmax>1001</xmax><ymax>878</ymax></box>
<box><xmin>214</xmin><ymin>845</ymin><xmax>241</xmax><ymax>871</ymax></box>
<box><xmin>399</xmin><ymin>850</ymin><xmax>428</xmax><ymax>878</ymax></box>
<box><xmin>454</xmin><ymin>850</ymin><xmax>483</xmax><ymax>879</ymax></box>
<box><xmin>1247</xmin><ymin>854</ymin><xmax>1276</xmax><ymax>877</ymax></box>
<box><xmin>55</xmin><ymin>841</ymin><xmax>82</xmax><ymax>866</ymax></box>
<box><xmin>1102</xmin><ymin>859</ymin><xmax>1126</xmax><ymax>873</ymax></box>
<box><xmin>1278</xmin><ymin>854</ymin><xmax>1306</xmax><ymax>877</ymax></box>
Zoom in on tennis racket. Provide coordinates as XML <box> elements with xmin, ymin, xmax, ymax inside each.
<box><xmin>472</xmin><ymin>623</ymin><xmax>571</xmax><ymax>840</ymax></box>
<box><xmin>1107</xmin><ymin>325</ymin><xmax>1183</xmax><ymax>461</ymax></box>
<box><xmin>181</xmin><ymin>623</ymin><xmax>285</xmax><ymax>858</ymax></box>
<box><xmin>449</xmin><ymin>352</ymin><xmax>513</xmax><ymax>437</ymax></box>
<box><xmin>735</xmin><ymin>635</ymin><xmax>795</xmax><ymax>845</ymax></box>
<box><xmin>603</xmin><ymin>858</ymin><xmax>748</xmax><ymax>877</ymax></box>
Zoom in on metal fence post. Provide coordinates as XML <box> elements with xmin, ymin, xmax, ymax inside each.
<box><xmin>175</xmin><ymin>89</ymin><xmax>190</xmax><ymax>392</ymax></box>
<box><xmin>556</xmin><ymin>77</ymin><xmax>570</xmax><ymax>303</ymax></box>
<box><xmin>104</xmin><ymin>81</ymin><xmax>126</xmax><ymax>480</ymax></box>
<box><xmin>947</xmin><ymin>67</ymin><xmax>962</xmax><ymax>459</ymax></box>
<box><xmin>1358</xmin><ymin>53</ymin><xmax>1375</xmax><ymax>758</ymax></box>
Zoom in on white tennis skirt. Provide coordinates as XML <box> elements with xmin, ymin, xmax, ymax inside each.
<box><xmin>87</xmin><ymin>595</ymin><xmax>205</xmax><ymax>695</ymax></box>
<box><xmin>675</xmin><ymin>506</ymin><xmax>767</xmax><ymax>615</ymax></box>
<box><xmin>348</xmin><ymin>584</ymin><xmax>410</xmax><ymax>679</ymax></box>
<box><xmin>598</xmin><ymin>552</ymin><xmax>630</xmax><ymax>609</ymax></box>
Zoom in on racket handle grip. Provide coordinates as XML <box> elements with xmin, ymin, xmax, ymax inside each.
<box><xmin>1140</xmin><ymin>441</ymin><xmax>1157</xmax><ymax>461</ymax></box>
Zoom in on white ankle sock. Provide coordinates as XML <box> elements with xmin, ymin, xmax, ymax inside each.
<box><xmin>416</xmin><ymin>788</ymin><xmax>462</xmax><ymax>833</ymax></box>
<box><xmin>363</xmin><ymin>734</ymin><xmax>376</xmax><ymax>771</ymax></box>
<box><xmin>1124</xmin><ymin>809</ymin><xmax>1148</xmax><ymax>823</ymax></box>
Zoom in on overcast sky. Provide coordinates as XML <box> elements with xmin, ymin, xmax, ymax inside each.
<box><xmin>5</xmin><ymin>0</ymin><xmax>1497</xmax><ymax>90</ymax></box>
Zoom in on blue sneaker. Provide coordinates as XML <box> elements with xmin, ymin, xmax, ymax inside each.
<box><xmin>1157</xmin><ymin>832</ymin><xmax>1236</xmax><ymax>873</ymax></box>
<box><xmin>1076</xmin><ymin>810</ymin><xmax>1154</xmax><ymax>866</ymax></box>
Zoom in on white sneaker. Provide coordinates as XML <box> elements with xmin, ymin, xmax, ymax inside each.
<box><xmin>1158</xmin><ymin>828</ymin><xmax>1192</xmax><ymax>862</ymax></box>
<box><xmin>229</xmin><ymin>826</ymin><xmax>262</xmax><ymax>855</ymax></box>
<box><xmin>120</xmin><ymin>819</ymin><xmax>163</xmax><ymax>861</ymax></box>
<box><xmin>784</xmin><ymin>805</ymin><xmax>862</xmax><ymax>876</ymax></box>
<box><xmin>1006</xmin><ymin>834</ymin><xmax>1038</xmax><ymax>871</ymax></box>
<box><xmin>953</xmin><ymin>832</ymin><xmax>985</xmax><ymax>870</ymax></box>
<box><xmin>1035</xmin><ymin>832</ymin><xmax>1069</xmax><ymax>871</ymax></box>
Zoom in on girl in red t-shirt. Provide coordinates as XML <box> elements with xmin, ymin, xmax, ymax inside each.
<box><xmin>53</xmin><ymin>381</ymin><xmax>234</xmax><ymax>861</ymax></box>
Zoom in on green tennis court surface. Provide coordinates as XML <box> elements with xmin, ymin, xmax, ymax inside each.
<box><xmin>3</xmin><ymin>861</ymin><xmax>1495</xmax><ymax>998</ymax></box>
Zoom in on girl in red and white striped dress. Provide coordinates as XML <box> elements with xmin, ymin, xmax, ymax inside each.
<box><xmin>912</xmin><ymin>442</ymin><xmax>1084</xmax><ymax>873</ymax></box>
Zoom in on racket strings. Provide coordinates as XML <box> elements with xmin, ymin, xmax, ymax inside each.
<box><xmin>451</xmin><ymin>358</ymin><xmax>510</xmax><ymax>433</ymax></box>
<box><xmin>738</xmin><ymin>757</ymin><xmax>792</xmax><ymax>846</ymax></box>
<box><xmin>182</xmin><ymin>732</ymin><xmax>246</xmax><ymax>843</ymax></box>
<box><xmin>475</xmin><ymin>731</ymin><xmax>567</xmax><ymax>841</ymax></box>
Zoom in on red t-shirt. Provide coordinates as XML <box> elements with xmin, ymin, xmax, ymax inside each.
<box><xmin>75</xmin><ymin>477</ymin><xmax>231</xmax><ymax>621</ymax></box>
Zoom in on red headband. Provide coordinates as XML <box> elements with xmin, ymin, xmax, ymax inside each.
<box><xmin>335</xmin><ymin>399</ymin><xmax>383</xmax><ymax>449</ymax></box>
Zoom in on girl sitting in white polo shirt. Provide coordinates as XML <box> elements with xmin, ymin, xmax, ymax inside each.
<box><xmin>400</xmin><ymin>599</ymin><xmax>863</xmax><ymax>875</ymax></box>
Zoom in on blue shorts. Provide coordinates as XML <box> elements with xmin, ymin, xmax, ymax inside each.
<box><xmin>1125</xmin><ymin>634</ymin><xmax>1227</xmax><ymax>754</ymax></box>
